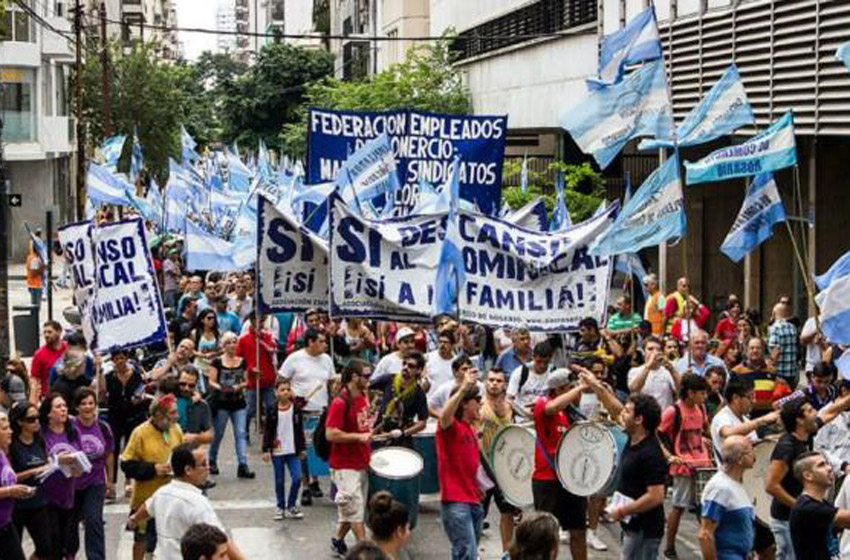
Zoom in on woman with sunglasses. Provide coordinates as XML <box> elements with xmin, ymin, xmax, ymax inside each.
<box><xmin>39</xmin><ymin>392</ymin><xmax>84</xmax><ymax>560</ymax></box>
<box><xmin>191</xmin><ymin>308</ymin><xmax>222</xmax><ymax>395</ymax></box>
<box><xmin>68</xmin><ymin>388</ymin><xmax>114</xmax><ymax>560</ymax></box>
<box><xmin>8</xmin><ymin>402</ymin><xmax>50</xmax><ymax>559</ymax></box>
<box><xmin>207</xmin><ymin>331</ymin><xmax>253</xmax><ymax>478</ymax></box>
<box><xmin>0</xmin><ymin>410</ymin><xmax>34</xmax><ymax>560</ymax></box>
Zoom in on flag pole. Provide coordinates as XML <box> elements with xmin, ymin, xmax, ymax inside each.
<box><xmin>254</xmin><ymin>260</ymin><xmax>262</xmax><ymax>435</ymax></box>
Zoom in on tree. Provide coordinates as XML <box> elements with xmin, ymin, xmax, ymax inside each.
<box><xmin>218</xmin><ymin>43</ymin><xmax>334</xmax><ymax>148</ymax></box>
<box><xmin>501</xmin><ymin>159</ymin><xmax>606</xmax><ymax>223</ymax></box>
<box><xmin>281</xmin><ymin>38</ymin><xmax>472</xmax><ymax>158</ymax></box>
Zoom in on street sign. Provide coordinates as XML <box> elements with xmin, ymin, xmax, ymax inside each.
<box><xmin>8</xmin><ymin>194</ymin><xmax>22</xmax><ymax>207</ymax></box>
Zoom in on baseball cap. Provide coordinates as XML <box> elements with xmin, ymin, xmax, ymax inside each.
<box><xmin>396</xmin><ymin>327</ymin><xmax>415</xmax><ymax>342</ymax></box>
<box><xmin>546</xmin><ymin>369</ymin><xmax>572</xmax><ymax>390</ymax></box>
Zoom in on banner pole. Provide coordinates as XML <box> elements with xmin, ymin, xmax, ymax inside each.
<box><xmin>254</xmin><ymin>261</ymin><xmax>262</xmax><ymax>435</ymax></box>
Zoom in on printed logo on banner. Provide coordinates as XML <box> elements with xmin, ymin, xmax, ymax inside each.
<box><xmin>307</xmin><ymin>108</ymin><xmax>508</xmax><ymax>216</ymax></box>
<box><xmin>257</xmin><ymin>196</ymin><xmax>329</xmax><ymax>313</ymax></box>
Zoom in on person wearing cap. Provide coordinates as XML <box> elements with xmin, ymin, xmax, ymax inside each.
<box><xmin>213</xmin><ymin>295</ymin><xmax>242</xmax><ymax>336</ymax></box>
<box><xmin>532</xmin><ymin>369</ymin><xmax>589</xmax><ymax>560</ymax></box>
<box><xmin>371</xmin><ymin>327</ymin><xmax>417</xmax><ymax>387</ymax></box>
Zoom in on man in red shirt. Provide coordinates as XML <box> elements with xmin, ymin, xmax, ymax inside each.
<box><xmin>236</xmin><ymin>313</ymin><xmax>278</xmax><ymax>433</ymax></box>
<box><xmin>532</xmin><ymin>369</ymin><xmax>588</xmax><ymax>560</ymax></box>
<box><xmin>325</xmin><ymin>359</ymin><xmax>372</xmax><ymax>557</ymax></box>
<box><xmin>31</xmin><ymin>320</ymin><xmax>67</xmax><ymax>402</ymax></box>
<box><xmin>437</xmin><ymin>365</ymin><xmax>482</xmax><ymax>560</ymax></box>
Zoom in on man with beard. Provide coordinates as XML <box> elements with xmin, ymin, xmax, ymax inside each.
<box><xmin>373</xmin><ymin>351</ymin><xmax>428</xmax><ymax>448</ymax></box>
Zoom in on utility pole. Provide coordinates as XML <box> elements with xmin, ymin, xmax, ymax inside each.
<box><xmin>0</xmin><ymin>81</ymin><xmax>10</xmax><ymax>364</ymax></box>
<box><xmin>74</xmin><ymin>0</ymin><xmax>86</xmax><ymax>221</ymax></box>
<box><xmin>100</xmin><ymin>2</ymin><xmax>111</xmax><ymax>136</ymax></box>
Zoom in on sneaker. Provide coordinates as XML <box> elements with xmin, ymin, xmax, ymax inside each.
<box><xmin>309</xmin><ymin>482</ymin><xmax>324</xmax><ymax>498</ymax></box>
<box><xmin>301</xmin><ymin>493</ymin><xmax>313</xmax><ymax>506</ymax></box>
<box><xmin>559</xmin><ymin>530</ymin><xmax>570</xmax><ymax>544</ymax></box>
<box><xmin>284</xmin><ymin>507</ymin><xmax>304</xmax><ymax>519</ymax></box>
<box><xmin>209</xmin><ymin>463</ymin><xmax>220</xmax><ymax>476</ymax></box>
<box><xmin>664</xmin><ymin>549</ymin><xmax>679</xmax><ymax>559</ymax></box>
<box><xmin>331</xmin><ymin>538</ymin><xmax>348</xmax><ymax>557</ymax></box>
<box><xmin>587</xmin><ymin>529</ymin><xmax>608</xmax><ymax>551</ymax></box>
<box><xmin>273</xmin><ymin>508</ymin><xmax>284</xmax><ymax>521</ymax></box>
<box><xmin>237</xmin><ymin>465</ymin><xmax>255</xmax><ymax>479</ymax></box>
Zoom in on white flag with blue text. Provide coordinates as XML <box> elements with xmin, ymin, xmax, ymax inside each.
<box><xmin>720</xmin><ymin>172</ymin><xmax>786</xmax><ymax>263</ymax></box>
<box><xmin>588</xmin><ymin>5</ymin><xmax>662</xmax><ymax>89</ymax></box>
<box><xmin>685</xmin><ymin>111</ymin><xmax>797</xmax><ymax>185</ymax></box>
<box><xmin>640</xmin><ymin>64</ymin><xmax>755</xmax><ymax>150</ymax></box>
<box><xmin>589</xmin><ymin>154</ymin><xmax>685</xmax><ymax>255</ymax></box>
<box><xmin>561</xmin><ymin>60</ymin><xmax>674</xmax><ymax>170</ymax></box>
<box><xmin>335</xmin><ymin>133</ymin><xmax>400</xmax><ymax>218</ymax></box>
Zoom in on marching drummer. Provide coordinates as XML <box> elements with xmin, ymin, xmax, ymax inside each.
<box><xmin>372</xmin><ymin>351</ymin><xmax>428</xmax><ymax>448</ymax></box>
<box><xmin>531</xmin><ymin>369</ymin><xmax>590</xmax><ymax>560</ymax></box>
<box><xmin>477</xmin><ymin>367</ymin><xmax>519</xmax><ymax>557</ymax></box>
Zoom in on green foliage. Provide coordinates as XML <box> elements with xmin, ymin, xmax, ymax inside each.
<box><xmin>218</xmin><ymin>43</ymin><xmax>334</xmax><ymax>149</ymax></box>
<box><xmin>281</xmin><ymin>38</ymin><xmax>472</xmax><ymax>158</ymax></box>
<box><xmin>501</xmin><ymin>159</ymin><xmax>606</xmax><ymax>222</ymax></box>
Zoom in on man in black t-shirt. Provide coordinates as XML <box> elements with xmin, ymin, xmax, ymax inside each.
<box><xmin>373</xmin><ymin>350</ymin><xmax>428</xmax><ymax>448</ymax></box>
<box><xmin>790</xmin><ymin>451</ymin><xmax>850</xmax><ymax>559</ymax></box>
<box><xmin>766</xmin><ymin>393</ymin><xmax>850</xmax><ymax>559</ymax></box>
<box><xmin>609</xmin><ymin>394</ymin><xmax>668</xmax><ymax>560</ymax></box>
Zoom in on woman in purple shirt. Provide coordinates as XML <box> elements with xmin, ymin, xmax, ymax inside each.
<box><xmin>40</xmin><ymin>393</ymin><xmax>83</xmax><ymax>560</ymax></box>
<box><xmin>69</xmin><ymin>388</ymin><xmax>114</xmax><ymax>560</ymax></box>
<box><xmin>0</xmin><ymin>410</ymin><xmax>33</xmax><ymax>560</ymax></box>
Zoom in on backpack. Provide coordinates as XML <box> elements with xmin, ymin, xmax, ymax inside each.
<box><xmin>313</xmin><ymin>390</ymin><xmax>351</xmax><ymax>462</ymax></box>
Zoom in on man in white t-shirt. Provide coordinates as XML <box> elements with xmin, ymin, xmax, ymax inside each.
<box><xmin>709</xmin><ymin>377</ymin><xmax>779</xmax><ymax>460</ymax></box>
<box><xmin>627</xmin><ymin>336</ymin><xmax>680</xmax><ymax>412</ymax></box>
<box><xmin>278</xmin><ymin>327</ymin><xmax>335</xmax><ymax>413</ymax></box>
<box><xmin>428</xmin><ymin>355</ymin><xmax>483</xmax><ymax>415</ymax></box>
<box><xmin>371</xmin><ymin>327</ymin><xmax>416</xmax><ymax>386</ymax></box>
<box><xmin>425</xmin><ymin>330</ymin><xmax>456</xmax><ymax>396</ymax></box>
<box><xmin>507</xmin><ymin>341</ymin><xmax>554</xmax><ymax>410</ymax></box>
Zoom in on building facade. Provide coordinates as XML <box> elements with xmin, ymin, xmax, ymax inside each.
<box><xmin>1</xmin><ymin>0</ymin><xmax>77</xmax><ymax>261</ymax></box>
<box><xmin>94</xmin><ymin>0</ymin><xmax>179</xmax><ymax>60</ymax></box>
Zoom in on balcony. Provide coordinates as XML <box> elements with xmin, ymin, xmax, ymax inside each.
<box><xmin>41</xmin><ymin>116</ymin><xmax>74</xmax><ymax>154</ymax></box>
<box><xmin>42</xmin><ymin>16</ymin><xmax>74</xmax><ymax>59</ymax></box>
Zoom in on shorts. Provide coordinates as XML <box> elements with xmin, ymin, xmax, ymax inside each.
<box><xmin>331</xmin><ymin>468</ymin><xmax>368</xmax><ymax>523</ymax></box>
<box><xmin>670</xmin><ymin>475</ymin><xmax>696</xmax><ymax>509</ymax></box>
<box><xmin>483</xmin><ymin>485</ymin><xmax>520</xmax><ymax>516</ymax></box>
<box><xmin>130</xmin><ymin>508</ymin><xmax>157</xmax><ymax>553</ymax></box>
<box><xmin>532</xmin><ymin>479</ymin><xmax>587</xmax><ymax>531</ymax></box>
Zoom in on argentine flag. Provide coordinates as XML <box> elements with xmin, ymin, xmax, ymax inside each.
<box><xmin>837</xmin><ymin>40</ymin><xmax>850</xmax><ymax>73</ymax></box>
<box><xmin>640</xmin><ymin>64</ymin><xmax>755</xmax><ymax>150</ymax></box>
<box><xmin>180</xmin><ymin>125</ymin><xmax>200</xmax><ymax>165</ymax></box>
<box><xmin>549</xmin><ymin>172</ymin><xmax>571</xmax><ymax>232</ymax></box>
<box><xmin>185</xmin><ymin>221</ymin><xmax>242</xmax><ymax>271</ymax></box>
<box><xmin>589</xmin><ymin>153</ymin><xmax>685</xmax><ymax>256</ymax></box>
<box><xmin>86</xmin><ymin>163</ymin><xmax>134</xmax><ymax>206</ymax></box>
<box><xmin>562</xmin><ymin>60</ymin><xmax>674</xmax><ymax>170</ymax></box>
<box><xmin>100</xmin><ymin>135</ymin><xmax>126</xmax><ymax>171</ymax></box>
<box><xmin>816</xmin><ymin>248</ymin><xmax>850</xmax><ymax>292</ymax></box>
<box><xmin>129</xmin><ymin>128</ymin><xmax>144</xmax><ymax>184</ymax></box>
<box><xmin>588</xmin><ymin>6</ymin><xmax>662</xmax><ymax>89</ymax></box>
<box><xmin>817</xmin><ymin>274</ymin><xmax>850</xmax><ymax>344</ymax></box>
<box><xmin>719</xmin><ymin>172</ymin><xmax>786</xmax><ymax>262</ymax></box>
<box><xmin>432</xmin><ymin>158</ymin><xmax>466</xmax><ymax>317</ymax></box>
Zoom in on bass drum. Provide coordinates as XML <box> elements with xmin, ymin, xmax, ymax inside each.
<box><xmin>742</xmin><ymin>435</ymin><xmax>779</xmax><ymax>524</ymax></box>
<box><xmin>489</xmin><ymin>425</ymin><xmax>536</xmax><ymax>508</ymax></box>
<box><xmin>556</xmin><ymin>421</ymin><xmax>628</xmax><ymax>497</ymax></box>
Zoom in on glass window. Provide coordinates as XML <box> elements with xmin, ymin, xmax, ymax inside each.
<box><xmin>55</xmin><ymin>66</ymin><xmax>68</xmax><ymax>117</ymax></box>
<box><xmin>2</xmin><ymin>2</ymin><xmax>36</xmax><ymax>43</ymax></box>
<box><xmin>1</xmin><ymin>67</ymin><xmax>37</xmax><ymax>142</ymax></box>
<box><xmin>42</xmin><ymin>63</ymin><xmax>53</xmax><ymax>117</ymax></box>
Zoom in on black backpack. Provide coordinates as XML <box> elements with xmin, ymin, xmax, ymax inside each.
<box><xmin>313</xmin><ymin>391</ymin><xmax>351</xmax><ymax>462</ymax></box>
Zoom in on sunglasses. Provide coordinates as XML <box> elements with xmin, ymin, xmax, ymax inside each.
<box><xmin>179</xmin><ymin>382</ymin><xmax>197</xmax><ymax>389</ymax></box>
<box><xmin>22</xmin><ymin>416</ymin><xmax>39</xmax><ymax>423</ymax></box>
<box><xmin>405</xmin><ymin>362</ymin><xmax>421</xmax><ymax>370</ymax></box>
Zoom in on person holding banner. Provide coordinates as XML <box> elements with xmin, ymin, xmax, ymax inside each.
<box><xmin>532</xmin><ymin>369</ymin><xmax>588</xmax><ymax>560</ymax></box>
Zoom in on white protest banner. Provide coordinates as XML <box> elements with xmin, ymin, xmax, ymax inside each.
<box><xmin>61</xmin><ymin>218</ymin><xmax>168</xmax><ymax>352</ymax></box>
<box><xmin>329</xmin><ymin>194</ymin><xmax>440</xmax><ymax>321</ymax></box>
<box><xmin>257</xmin><ymin>195</ymin><xmax>329</xmax><ymax>313</ymax></box>
<box><xmin>58</xmin><ymin>221</ymin><xmax>97</xmax><ymax>344</ymax></box>
<box><xmin>456</xmin><ymin>205</ymin><xmax>617</xmax><ymax>331</ymax></box>
<box><xmin>328</xmin><ymin>193</ymin><xmax>618</xmax><ymax>331</ymax></box>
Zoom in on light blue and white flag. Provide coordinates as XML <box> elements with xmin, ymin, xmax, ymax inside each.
<box><xmin>719</xmin><ymin>172</ymin><xmax>786</xmax><ymax>262</ymax></box>
<box><xmin>100</xmin><ymin>135</ymin><xmax>126</xmax><ymax>171</ymax></box>
<box><xmin>816</xmin><ymin>274</ymin><xmax>850</xmax><ymax>344</ymax></box>
<box><xmin>24</xmin><ymin>222</ymin><xmax>48</xmax><ymax>267</ymax></box>
<box><xmin>837</xmin><ymin>40</ymin><xmax>850</xmax><ymax>73</ymax></box>
<box><xmin>185</xmin><ymin>220</ymin><xmax>242</xmax><ymax>271</ymax></box>
<box><xmin>588</xmin><ymin>5</ymin><xmax>662</xmax><ymax>89</ymax></box>
<box><xmin>684</xmin><ymin>111</ymin><xmax>797</xmax><ymax>185</ymax></box>
<box><xmin>180</xmin><ymin>125</ymin><xmax>200</xmax><ymax>165</ymax></box>
<box><xmin>615</xmin><ymin>252</ymin><xmax>649</xmax><ymax>299</ymax></box>
<box><xmin>129</xmin><ymin>128</ymin><xmax>144</xmax><ymax>184</ymax></box>
<box><xmin>336</xmin><ymin>133</ymin><xmax>400</xmax><ymax>218</ymax></box>
<box><xmin>124</xmin><ymin>191</ymin><xmax>161</xmax><ymax>224</ymax></box>
<box><xmin>816</xmin><ymin>249</ymin><xmax>850</xmax><ymax>292</ymax></box>
<box><xmin>562</xmin><ymin>60</ymin><xmax>674</xmax><ymax>170</ymax></box>
<box><xmin>86</xmin><ymin>163</ymin><xmax>134</xmax><ymax>206</ymax></box>
<box><xmin>549</xmin><ymin>172</ymin><xmax>572</xmax><ymax>232</ymax></box>
<box><xmin>520</xmin><ymin>152</ymin><xmax>529</xmax><ymax>193</ymax></box>
<box><xmin>640</xmin><ymin>64</ymin><xmax>755</xmax><ymax>150</ymax></box>
<box><xmin>227</xmin><ymin>147</ymin><xmax>252</xmax><ymax>193</ymax></box>
<box><xmin>257</xmin><ymin>139</ymin><xmax>275</xmax><ymax>184</ymax></box>
<box><xmin>589</xmin><ymin>153</ymin><xmax>685</xmax><ymax>255</ymax></box>
<box><xmin>432</xmin><ymin>158</ymin><xmax>466</xmax><ymax>317</ymax></box>
<box><xmin>504</xmin><ymin>197</ymin><xmax>548</xmax><ymax>232</ymax></box>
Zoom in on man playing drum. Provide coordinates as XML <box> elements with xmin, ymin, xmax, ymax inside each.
<box><xmin>372</xmin><ymin>351</ymin><xmax>428</xmax><ymax>448</ymax></box>
<box><xmin>531</xmin><ymin>369</ymin><xmax>589</xmax><ymax>560</ymax></box>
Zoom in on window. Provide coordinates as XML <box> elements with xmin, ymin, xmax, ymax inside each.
<box><xmin>1</xmin><ymin>67</ymin><xmax>38</xmax><ymax>142</ymax></box>
<box><xmin>2</xmin><ymin>1</ymin><xmax>36</xmax><ymax>43</ymax></box>
<box><xmin>55</xmin><ymin>65</ymin><xmax>68</xmax><ymax>117</ymax></box>
<box><xmin>42</xmin><ymin>63</ymin><xmax>53</xmax><ymax>117</ymax></box>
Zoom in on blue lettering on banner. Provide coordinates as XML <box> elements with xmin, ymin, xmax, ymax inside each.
<box><xmin>307</xmin><ymin>108</ymin><xmax>508</xmax><ymax>216</ymax></box>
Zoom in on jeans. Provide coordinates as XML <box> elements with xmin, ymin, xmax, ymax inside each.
<box><xmin>770</xmin><ymin>517</ymin><xmax>796</xmax><ymax>560</ymax></box>
<box><xmin>441</xmin><ymin>502</ymin><xmax>484</xmax><ymax>560</ymax></box>
<box><xmin>619</xmin><ymin>528</ymin><xmax>662</xmax><ymax>560</ymax></box>
<box><xmin>210</xmin><ymin>407</ymin><xmax>248</xmax><ymax>466</ymax></box>
<box><xmin>246</xmin><ymin>387</ymin><xmax>276</xmax><ymax>432</ymax></box>
<box><xmin>29</xmin><ymin>288</ymin><xmax>43</xmax><ymax>309</ymax></box>
<box><xmin>272</xmin><ymin>453</ymin><xmax>302</xmax><ymax>510</ymax></box>
<box><xmin>68</xmin><ymin>484</ymin><xmax>106</xmax><ymax>560</ymax></box>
